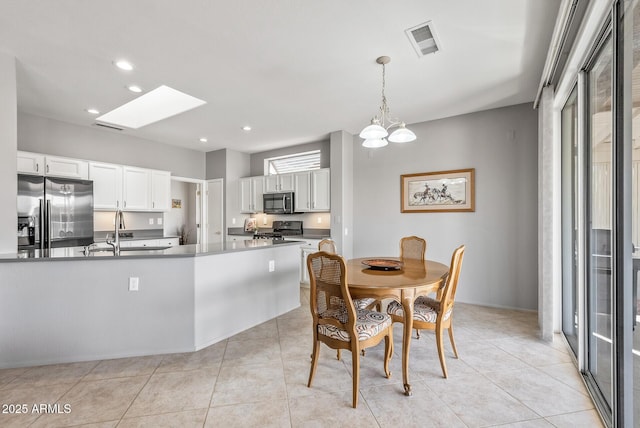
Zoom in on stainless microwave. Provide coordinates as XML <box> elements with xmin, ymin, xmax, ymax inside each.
<box><xmin>263</xmin><ymin>192</ymin><xmax>295</xmax><ymax>214</ymax></box>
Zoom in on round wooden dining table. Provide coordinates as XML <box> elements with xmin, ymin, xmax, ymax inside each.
<box><xmin>346</xmin><ymin>257</ymin><xmax>449</xmax><ymax>396</ymax></box>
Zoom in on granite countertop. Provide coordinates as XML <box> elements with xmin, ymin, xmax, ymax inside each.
<box><xmin>227</xmin><ymin>227</ymin><xmax>330</xmax><ymax>240</ymax></box>
<box><xmin>0</xmin><ymin>239</ymin><xmax>303</xmax><ymax>262</ymax></box>
<box><xmin>94</xmin><ymin>229</ymin><xmax>179</xmax><ymax>243</ymax></box>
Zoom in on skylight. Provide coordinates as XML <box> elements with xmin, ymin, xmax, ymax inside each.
<box><xmin>96</xmin><ymin>85</ymin><xmax>206</xmax><ymax>129</ymax></box>
<box><xmin>266</xmin><ymin>150</ymin><xmax>321</xmax><ymax>174</ymax></box>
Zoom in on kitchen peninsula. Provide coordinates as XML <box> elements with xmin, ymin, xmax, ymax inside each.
<box><xmin>0</xmin><ymin>240</ymin><xmax>301</xmax><ymax>368</ymax></box>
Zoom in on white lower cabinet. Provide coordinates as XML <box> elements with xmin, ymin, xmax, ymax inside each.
<box><xmin>102</xmin><ymin>237</ymin><xmax>180</xmax><ymax>249</ymax></box>
<box><xmin>294</xmin><ymin>239</ymin><xmax>321</xmax><ymax>284</ymax></box>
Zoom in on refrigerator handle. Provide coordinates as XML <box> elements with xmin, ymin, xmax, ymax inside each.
<box><xmin>39</xmin><ymin>199</ymin><xmax>45</xmax><ymax>250</ymax></box>
<box><xmin>46</xmin><ymin>200</ymin><xmax>52</xmax><ymax>251</ymax></box>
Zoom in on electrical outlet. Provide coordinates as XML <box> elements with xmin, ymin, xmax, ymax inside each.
<box><xmin>149</xmin><ymin>218</ymin><xmax>154</xmax><ymax>225</ymax></box>
<box><xmin>317</xmin><ymin>217</ymin><xmax>322</xmax><ymax>224</ymax></box>
<box><xmin>232</xmin><ymin>218</ymin><xmax>236</xmax><ymax>225</ymax></box>
<box><xmin>128</xmin><ymin>277</ymin><xmax>139</xmax><ymax>291</ymax></box>
<box><xmin>268</xmin><ymin>260</ymin><xmax>275</xmax><ymax>272</ymax></box>
<box><xmin>345</xmin><ymin>227</ymin><xmax>348</xmax><ymax>236</ymax></box>
<box><xmin>263</xmin><ymin>216</ymin><xmax>267</xmax><ymax>225</ymax></box>
<box><xmin>157</xmin><ymin>217</ymin><xmax>162</xmax><ymax>225</ymax></box>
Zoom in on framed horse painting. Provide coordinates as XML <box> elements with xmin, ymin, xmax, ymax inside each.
<box><xmin>401</xmin><ymin>168</ymin><xmax>475</xmax><ymax>213</ymax></box>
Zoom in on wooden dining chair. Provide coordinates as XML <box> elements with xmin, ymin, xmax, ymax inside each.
<box><xmin>399</xmin><ymin>236</ymin><xmax>428</xmax><ymax>337</ymax></box>
<box><xmin>386</xmin><ymin>245</ymin><xmax>465</xmax><ymax>378</ymax></box>
<box><xmin>400</xmin><ymin>235</ymin><xmax>426</xmax><ymax>260</ymax></box>
<box><xmin>316</xmin><ymin>239</ymin><xmax>377</xmax><ymax>360</ymax></box>
<box><xmin>318</xmin><ymin>239</ymin><xmax>376</xmax><ymax>309</ymax></box>
<box><xmin>307</xmin><ymin>251</ymin><xmax>393</xmax><ymax>408</ymax></box>
<box><xmin>318</xmin><ymin>238</ymin><xmax>336</xmax><ymax>253</ymax></box>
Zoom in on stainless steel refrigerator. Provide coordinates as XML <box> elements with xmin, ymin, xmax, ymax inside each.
<box><xmin>17</xmin><ymin>174</ymin><xmax>94</xmax><ymax>251</ymax></box>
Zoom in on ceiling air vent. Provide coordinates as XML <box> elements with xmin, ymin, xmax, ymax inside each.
<box><xmin>94</xmin><ymin>122</ymin><xmax>124</xmax><ymax>131</ymax></box>
<box><xmin>405</xmin><ymin>21</ymin><xmax>441</xmax><ymax>57</ymax></box>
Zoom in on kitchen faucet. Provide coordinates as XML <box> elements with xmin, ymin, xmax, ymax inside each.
<box><xmin>106</xmin><ymin>208</ymin><xmax>125</xmax><ymax>255</ymax></box>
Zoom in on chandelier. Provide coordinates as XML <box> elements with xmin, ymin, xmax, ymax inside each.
<box><xmin>359</xmin><ymin>56</ymin><xmax>416</xmax><ymax>148</ymax></box>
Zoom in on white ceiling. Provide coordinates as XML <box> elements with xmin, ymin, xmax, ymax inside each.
<box><xmin>0</xmin><ymin>0</ymin><xmax>560</xmax><ymax>153</ymax></box>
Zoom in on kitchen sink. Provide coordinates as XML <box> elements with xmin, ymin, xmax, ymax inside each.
<box><xmin>121</xmin><ymin>246</ymin><xmax>172</xmax><ymax>251</ymax></box>
<box><xmin>88</xmin><ymin>246</ymin><xmax>171</xmax><ymax>253</ymax></box>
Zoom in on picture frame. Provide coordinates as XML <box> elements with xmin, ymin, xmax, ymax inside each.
<box><xmin>401</xmin><ymin>168</ymin><xmax>475</xmax><ymax>213</ymax></box>
<box><xmin>171</xmin><ymin>199</ymin><xmax>182</xmax><ymax>209</ymax></box>
<box><xmin>244</xmin><ymin>217</ymin><xmax>257</xmax><ymax>232</ymax></box>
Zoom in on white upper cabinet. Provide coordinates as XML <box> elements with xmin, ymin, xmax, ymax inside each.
<box><xmin>294</xmin><ymin>168</ymin><xmax>330</xmax><ymax>212</ymax></box>
<box><xmin>311</xmin><ymin>168</ymin><xmax>331</xmax><ymax>211</ymax></box>
<box><xmin>264</xmin><ymin>173</ymin><xmax>294</xmax><ymax>192</ymax></box>
<box><xmin>17</xmin><ymin>151</ymin><xmax>44</xmax><ymax>175</ymax></box>
<box><xmin>122</xmin><ymin>167</ymin><xmax>150</xmax><ymax>211</ymax></box>
<box><xmin>90</xmin><ymin>163</ymin><xmax>170</xmax><ymax>211</ymax></box>
<box><xmin>150</xmin><ymin>170</ymin><xmax>171</xmax><ymax>211</ymax></box>
<box><xmin>294</xmin><ymin>171</ymin><xmax>311</xmax><ymax>212</ymax></box>
<box><xmin>89</xmin><ymin>162</ymin><xmax>123</xmax><ymax>210</ymax></box>
<box><xmin>239</xmin><ymin>176</ymin><xmax>265</xmax><ymax>213</ymax></box>
<box><xmin>18</xmin><ymin>151</ymin><xmax>88</xmax><ymax>179</ymax></box>
<box><xmin>45</xmin><ymin>155</ymin><xmax>89</xmax><ymax>179</ymax></box>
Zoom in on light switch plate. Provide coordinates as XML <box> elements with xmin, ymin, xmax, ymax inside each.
<box><xmin>157</xmin><ymin>218</ymin><xmax>162</xmax><ymax>225</ymax></box>
<box><xmin>149</xmin><ymin>218</ymin><xmax>154</xmax><ymax>225</ymax></box>
<box><xmin>268</xmin><ymin>260</ymin><xmax>275</xmax><ymax>272</ymax></box>
<box><xmin>128</xmin><ymin>277</ymin><xmax>139</xmax><ymax>291</ymax></box>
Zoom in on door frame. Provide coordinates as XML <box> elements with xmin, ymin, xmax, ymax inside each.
<box><xmin>205</xmin><ymin>178</ymin><xmax>224</xmax><ymax>245</ymax></box>
<box><xmin>171</xmin><ymin>176</ymin><xmax>206</xmax><ymax>245</ymax></box>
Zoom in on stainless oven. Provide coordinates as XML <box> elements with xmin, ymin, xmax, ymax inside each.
<box><xmin>263</xmin><ymin>192</ymin><xmax>295</xmax><ymax>214</ymax></box>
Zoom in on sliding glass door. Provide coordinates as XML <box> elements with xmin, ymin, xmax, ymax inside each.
<box><xmin>562</xmin><ymin>86</ymin><xmax>579</xmax><ymax>355</ymax></box>
<box><xmin>587</xmin><ymin>33</ymin><xmax>614</xmax><ymax>413</ymax></box>
<box><xmin>628</xmin><ymin>2</ymin><xmax>640</xmax><ymax>424</ymax></box>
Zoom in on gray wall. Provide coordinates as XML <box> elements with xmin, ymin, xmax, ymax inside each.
<box><xmin>225</xmin><ymin>149</ymin><xmax>250</xmax><ymax>228</ymax></box>
<box><xmin>330</xmin><ymin>131</ymin><xmax>354</xmax><ymax>258</ymax></box>
<box><xmin>18</xmin><ymin>113</ymin><xmax>206</xmax><ymax>179</ymax></box>
<box><xmin>0</xmin><ymin>52</ymin><xmax>17</xmax><ymax>254</ymax></box>
<box><xmin>249</xmin><ymin>140</ymin><xmax>330</xmax><ymax>176</ymax></box>
<box><xmin>352</xmin><ymin>103</ymin><xmax>538</xmax><ymax>310</ymax></box>
<box><xmin>205</xmin><ymin>149</ymin><xmax>226</xmax><ymax>180</ymax></box>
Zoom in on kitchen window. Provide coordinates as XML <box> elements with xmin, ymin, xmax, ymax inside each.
<box><xmin>265</xmin><ymin>150</ymin><xmax>321</xmax><ymax>175</ymax></box>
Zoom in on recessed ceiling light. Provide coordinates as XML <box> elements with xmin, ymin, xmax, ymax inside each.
<box><xmin>127</xmin><ymin>85</ymin><xmax>142</xmax><ymax>93</ymax></box>
<box><xmin>114</xmin><ymin>60</ymin><xmax>133</xmax><ymax>71</ymax></box>
<box><xmin>96</xmin><ymin>85</ymin><xmax>207</xmax><ymax>129</ymax></box>
<box><xmin>199</xmin><ymin>137</ymin><xmax>208</xmax><ymax>143</ymax></box>
<box><xmin>86</xmin><ymin>108</ymin><xmax>100</xmax><ymax>115</ymax></box>
<box><xmin>242</xmin><ymin>125</ymin><xmax>252</xmax><ymax>131</ymax></box>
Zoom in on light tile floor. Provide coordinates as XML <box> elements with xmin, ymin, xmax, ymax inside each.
<box><xmin>0</xmin><ymin>288</ymin><xmax>604</xmax><ymax>427</ymax></box>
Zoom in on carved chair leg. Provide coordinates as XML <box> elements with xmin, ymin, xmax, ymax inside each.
<box><xmin>336</xmin><ymin>349</ymin><xmax>341</xmax><ymax>360</ymax></box>
<box><xmin>308</xmin><ymin>340</ymin><xmax>320</xmax><ymax>387</ymax></box>
<box><xmin>352</xmin><ymin>344</ymin><xmax>360</xmax><ymax>408</ymax></box>
<box><xmin>435</xmin><ymin>326</ymin><xmax>448</xmax><ymax>379</ymax></box>
<box><xmin>448</xmin><ymin>324</ymin><xmax>459</xmax><ymax>358</ymax></box>
<box><xmin>383</xmin><ymin>333</ymin><xmax>392</xmax><ymax>378</ymax></box>
<box><xmin>415</xmin><ymin>329</ymin><xmax>420</xmax><ymax>339</ymax></box>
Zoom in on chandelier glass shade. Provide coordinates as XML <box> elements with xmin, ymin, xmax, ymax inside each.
<box><xmin>360</xmin><ymin>56</ymin><xmax>416</xmax><ymax>148</ymax></box>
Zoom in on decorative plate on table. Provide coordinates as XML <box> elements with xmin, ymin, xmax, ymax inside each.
<box><xmin>362</xmin><ymin>259</ymin><xmax>404</xmax><ymax>271</ymax></box>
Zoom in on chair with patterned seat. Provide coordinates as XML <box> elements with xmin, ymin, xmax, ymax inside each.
<box><xmin>307</xmin><ymin>251</ymin><xmax>393</xmax><ymax>408</ymax></box>
<box><xmin>399</xmin><ymin>236</ymin><xmax>428</xmax><ymax>338</ymax></box>
<box><xmin>318</xmin><ymin>239</ymin><xmax>377</xmax><ymax>310</ymax></box>
<box><xmin>387</xmin><ymin>245</ymin><xmax>465</xmax><ymax>378</ymax></box>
